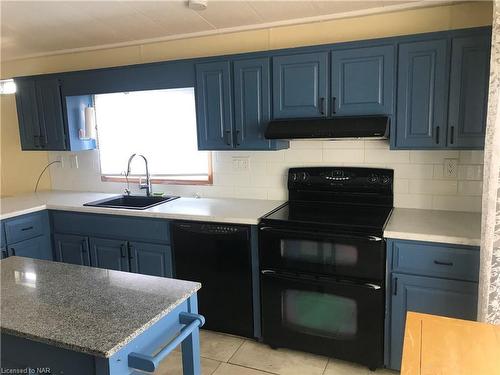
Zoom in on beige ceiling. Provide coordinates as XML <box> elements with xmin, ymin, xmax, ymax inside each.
<box><xmin>1</xmin><ymin>0</ymin><xmax>455</xmax><ymax>61</ymax></box>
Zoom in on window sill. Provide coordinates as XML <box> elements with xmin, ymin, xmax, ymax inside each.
<box><xmin>101</xmin><ymin>175</ymin><xmax>213</xmax><ymax>186</ymax></box>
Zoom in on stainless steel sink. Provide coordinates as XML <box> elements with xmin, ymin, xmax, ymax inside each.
<box><xmin>83</xmin><ymin>195</ymin><xmax>180</xmax><ymax>210</ymax></box>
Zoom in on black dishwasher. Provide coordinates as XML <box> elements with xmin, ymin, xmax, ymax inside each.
<box><xmin>171</xmin><ymin>221</ymin><xmax>254</xmax><ymax>338</ymax></box>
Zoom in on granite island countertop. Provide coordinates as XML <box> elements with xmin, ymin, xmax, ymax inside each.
<box><xmin>384</xmin><ymin>208</ymin><xmax>481</xmax><ymax>246</ymax></box>
<box><xmin>0</xmin><ymin>256</ymin><xmax>200</xmax><ymax>358</ymax></box>
<box><xmin>0</xmin><ymin>190</ymin><xmax>285</xmax><ymax>224</ymax></box>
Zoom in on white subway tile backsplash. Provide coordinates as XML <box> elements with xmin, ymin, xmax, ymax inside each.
<box><xmin>409</xmin><ymin>180</ymin><xmax>458</xmax><ymax>195</ymax></box>
<box><xmin>409</xmin><ymin>150</ymin><xmax>460</xmax><ymax>164</ymax></box>
<box><xmin>458</xmin><ymin>181</ymin><xmax>483</xmax><ymax>196</ymax></box>
<box><xmin>49</xmin><ymin>141</ymin><xmax>485</xmax><ymax>213</ymax></box>
<box><xmin>323</xmin><ymin>149</ymin><xmax>364</xmax><ymax>163</ymax></box>
<box><xmin>458</xmin><ymin>165</ymin><xmax>483</xmax><ymax>180</ymax></box>
<box><xmin>365</xmin><ymin>149</ymin><xmax>410</xmax><ymax>164</ymax></box>
<box><xmin>459</xmin><ymin>151</ymin><xmax>484</xmax><ymax>164</ymax></box>
<box><xmin>432</xmin><ymin>195</ymin><xmax>482</xmax><ymax>212</ymax></box>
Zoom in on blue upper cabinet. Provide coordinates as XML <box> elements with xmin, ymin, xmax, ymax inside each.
<box><xmin>395</xmin><ymin>39</ymin><xmax>450</xmax><ymax>149</ymax></box>
<box><xmin>233</xmin><ymin>57</ymin><xmax>288</xmax><ymax>150</ymax></box>
<box><xmin>15</xmin><ymin>76</ymin><xmax>95</xmax><ymax>151</ymax></box>
<box><xmin>195</xmin><ymin>61</ymin><xmax>233</xmax><ymax>150</ymax></box>
<box><xmin>331</xmin><ymin>45</ymin><xmax>394</xmax><ymax>116</ymax></box>
<box><xmin>272</xmin><ymin>52</ymin><xmax>329</xmax><ymax>119</ymax></box>
<box><xmin>447</xmin><ymin>34</ymin><xmax>490</xmax><ymax>149</ymax></box>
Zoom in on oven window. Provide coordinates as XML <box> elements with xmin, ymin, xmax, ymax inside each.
<box><xmin>282</xmin><ymin>289</ymin><xmax>357</xmax><ymax>339</ymax></box>
<box><xmin>280</xmin><ymin>239</ymin><xmax>358</xmax><ymax>267</ymax></box>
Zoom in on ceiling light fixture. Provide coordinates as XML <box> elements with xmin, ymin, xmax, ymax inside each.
<box><xmin>188</xmin><ymin>0</ymin><xmax>208</xmax><ymax>11</ymax></box>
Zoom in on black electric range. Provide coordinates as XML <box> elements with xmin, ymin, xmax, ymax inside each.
<box><xmin>259</xmin><ymin>167</ymin><xmax>393</xmax><ymax>371</ymax></box>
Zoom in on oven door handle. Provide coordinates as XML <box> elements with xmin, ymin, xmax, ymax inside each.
<box><xmin>259</xmin><ymin>226</ymin><xmax>383</xmax><ymax>242</ymax></box>
<box><xmin>261</xmin><ymin>270</ymin><xmax>382</xmax><ymax>290</ymax></box>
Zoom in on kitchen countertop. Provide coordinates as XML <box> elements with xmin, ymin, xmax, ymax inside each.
<box><xmin>0</xmin><ymin>256</ymin><xmax>200</xmax><ymax>358</ymax></box>
<box><xmin>0</xmin><ymin>190</ymin><xmax>284</xmax><ymax>225</ymax></box>
<box><xmin>384</xmin><ymin>208</ymin><xmax>481</xmax><ymax>246</ymax></box>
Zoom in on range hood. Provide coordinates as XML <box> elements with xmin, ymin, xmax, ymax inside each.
<box><xmin>264</xmin><ymin>115</ymin><xmax>390</xmax><ymax>140</ymax></box>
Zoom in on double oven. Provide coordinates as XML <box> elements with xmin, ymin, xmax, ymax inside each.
<box><xmin>259</xmin><ymin>167</ymin><xmax>393</xmax><ymax>370</ymax></box>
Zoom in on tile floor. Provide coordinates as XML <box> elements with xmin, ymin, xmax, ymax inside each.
<box><xmin>155</xmin><ymin>330</ymin><xmax>400</xmax><ymax>375</ymax></box>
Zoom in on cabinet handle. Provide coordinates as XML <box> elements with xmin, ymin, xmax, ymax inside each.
<box><xmin>81</xmin><ymin>240</ymin><xmax>87</xmax><ymax>252</ymax></box>
<box><xmin>120</xmin><ymin>244</ymin><xmax>127</xmax><ymax>258</ymax></box>
<box><xmin>450</xmin><ymin>126</ymin><xmax>455</xmax><ymax>145</ymax></box>
<box><xmin>435</xmin><ymin>126</ymin><xmax>440</xmax><ymax>144</ymax></box>
<box><xmin>10</xmin><ymin>248</ymin><xmax>16</xmax><ymax>256</ymax></box>
<box><xmin>39</xmin><ymin>134</ymin><xmax>47</xmax><ymax>147</ymax></box>
<box><xmin>319</xmin><ymin>97</ymin><xmax>325</xmax><ymax>116</ymax></box>
<box><xmin>129</xmin><ymin>245</ymin><xmax>135</xmax><ymax>260</ymax></box>
<box><xmin>235</xmin><ymin>130</ymin><xmax>241</xmax><ymax>146</ymax></box>
<box><xmin>393</xmin><ymin>277</ymin><xmax>398</xmax><ymax>296</ymax></box>
<box><xmin>21</xmin><ymin>226</ymin><xmax>34</xmax><ymax>232</ymax></box>
<box><xmin>332</xmin><ymin>97</ymin><xmax>337</xmax><ymax>115</ymax></box>
<box><xmin>224</xmin><ymin>130</ymin><xmax>231</xmax><ymax>146</ymax></box>
<box><xmin>434</xmin><ymin>260</ymin><xmax>453</xmax><ymax>266</ymax></box>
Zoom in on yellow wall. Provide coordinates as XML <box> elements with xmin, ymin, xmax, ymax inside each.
<box><xmin>0</xmin><ymin>1</ymin><xmax>492</xmax><ymax>196</ymax></box>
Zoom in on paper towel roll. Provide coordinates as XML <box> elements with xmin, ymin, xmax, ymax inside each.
<box><xmin>84</xmin><ymin>107</ymin><xmax>96</xmax><ymax>139</ymax></box>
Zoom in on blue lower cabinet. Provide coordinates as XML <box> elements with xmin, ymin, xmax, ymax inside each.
<box><xmin>129</xmin><ymin>241</ymin><xmax>172</xmax><ymax>277</ymax></box>
<box><xmin>54</xmin><ymin>233</ymin><xmax>91</xmax><ymax>266</ymax></box>
<box><xmin>90</xmin><ymin>237</ymin><xmax>130</xmax><ymax>272</ymax></box>
<box><xmin>389</xmin><ymin>273</ymin><xmax>477</xmax><ymax>370</ymax></box>
<box><xmin>7</xmin><ymin>235</ymin><xmax>52</xmax><ymax>261</ymax></box>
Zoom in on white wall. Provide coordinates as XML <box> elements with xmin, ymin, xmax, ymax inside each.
<box><xmin>48</xmin><ymin>140</ymin><xmax>484</xmax><ymax>212</ymax></box>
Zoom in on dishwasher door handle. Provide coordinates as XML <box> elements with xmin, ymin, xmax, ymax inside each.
<box><xmin>128</xmin><ymin>312</ymin><xmax>205</xmax><ymax>372</ymax></box>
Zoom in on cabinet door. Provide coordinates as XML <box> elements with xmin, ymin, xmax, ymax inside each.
<box><xmin>129</xmin><ymin>241</ymin><xmax>172</xmax><ymax>277</ymax></box>
<box><xmin>273</xmin><ymin>52</ymin><xmax>328</xmax><ymax>119</ymax></box>
<box><xmin>8</xmin><ymin>235</ymin><xmax>52</xmax><ymax>261</ymax></box>
<box><xmin>15</xmin><ymin>79</ymin><xmax>42</xmax><ymax>150</ymax></box>
<box><xmin>89</xmin><ymin>237</ymin><xmax>129</xmax><ymax>272</ymax></box>
<box><xmin>233</xmin><ymin>57</ymin><xmax>275</xmax><ymax>150</ymax></box>
<box><xmin>389</xmin><ymin>273</ymin><xmax>477</xmax><ymax>370</ymax></box>
<box><xmin>395</xmin><ymin>39</ymin><xmax>449</xmax><ymax>149</ymax></box>
<box><xmin>34</xmin><ymin>78</ymin><xmax>66</xmax><ymax>150</ymax></box>
<box><xmin>447</xmin><ymin>34</ymin><xmax>490</xmax><ymax>149</ymax></box>
<box><xmin>331</xmin><ymin>45</ymin><xmax>394</xmax><ymax>116</ymax></box>
<box><xmin>195</xmin><ymin>61</ymin><xmax>233</xmax><ymax>150</ymax></box>
<box><xmin>54</xmin><ymin>233</ymin><xmax>90</xmax><ymax>266</ymax></box>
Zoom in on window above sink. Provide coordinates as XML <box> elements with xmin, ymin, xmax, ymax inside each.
<box><xmin>94</xmin><ymin>88</ymin><xmax>212</xmax><ymax>185</ymax></box>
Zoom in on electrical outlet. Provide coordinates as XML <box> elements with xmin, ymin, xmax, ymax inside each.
<box><xmin>232</xmin><ymin>157</ymin><xmax>249</xmax><ymax>172</ymax></box>
<box><xmin>444</xmin><ymin>158</ymin><xmax>458</xmax><ymax>179</ymax></box>
<box><xmin>70</xmin><ymin>154</ymin><xmax>79</xmax><ymax>169</ymax></box>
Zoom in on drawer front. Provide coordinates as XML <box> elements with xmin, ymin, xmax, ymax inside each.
<box><xmin>391</xmin><ymin>240</ymin><xmax>479</xmax><ymax>282</ymax></box>
<box><xmin>5</xmin><ymin>213</ymin><xmax>44</xmax><ymax>244</ymax></box>
<box><xmin>51</xmin><ymin>211</ymin><xmax>170</xmax><ymax>244</ymax></box>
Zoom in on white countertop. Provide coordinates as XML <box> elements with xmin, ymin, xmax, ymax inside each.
<box><xmin>0</xmin><ymin>191</ymin><xmax>284</xmax><ymax>225</ymax></box>
<box><xmin>384</xmin><ymin>208</ymin><xmax>481</xmax><ymax>246</ymax></box>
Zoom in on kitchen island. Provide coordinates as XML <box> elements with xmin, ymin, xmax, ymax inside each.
<box><xmin>0</xmin><ymin>256</ymin><xmax>203</xmax><ymax>374</ymax></box>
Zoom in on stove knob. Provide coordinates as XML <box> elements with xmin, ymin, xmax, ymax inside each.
<box><xmin>300</xmin><ymin>172</ymin><xmax>309</xmax><ymax>182</ymax></box>
<box><xmin>368</xmin><ymin>174</ymin><xmax>379</xmax><ymax>184</ymax></box>
<box><xmin>381</xmin><ymin>175</ymin><xmax>391</xmax><ymax>185</ymax></box>
<box><xmin>291</xmin><ymin>173</ymin><xmax>298</xmax><ymax>182</ymax></box>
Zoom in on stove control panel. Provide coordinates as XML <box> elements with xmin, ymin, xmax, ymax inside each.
<box><xmin>288</xmin><ymin>167</ymin><xmax>393</xmax><ymax>189</ymax></box>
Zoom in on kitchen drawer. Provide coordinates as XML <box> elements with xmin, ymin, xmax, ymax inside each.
<box><xmin>391</xmin><ymin>240</ymin><xmax>479</xmax><ymax>282</ymax></box>
<box><xmin>51</xmin><ymin>211</ymin><xmax>170</xmax><ymax>244</ymax></box>
<box><xmin>5</xmin><ymin>212</ymin><xmax>44</xmax><ymax>244</ymax></box>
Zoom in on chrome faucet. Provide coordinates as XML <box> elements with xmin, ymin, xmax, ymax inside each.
<box><xmin>126</xmin><ymin>153</ymin><xmax>152</xmax><ymax>197</ymax></box>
